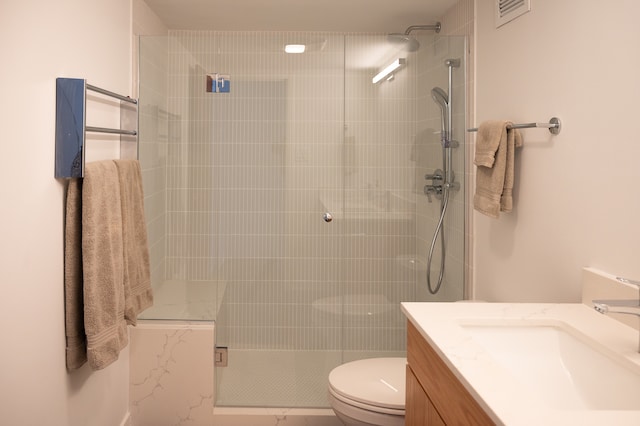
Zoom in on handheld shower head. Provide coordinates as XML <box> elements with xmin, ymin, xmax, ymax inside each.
<box><xmin>430</xmin><ymin>87</ymin><xmax>449</xmax><ymax>109</ymax></box>
<box><xmin>431</xmin><ymin>87</ymin><xmax>449</xmax><ymax>136</ymax></box>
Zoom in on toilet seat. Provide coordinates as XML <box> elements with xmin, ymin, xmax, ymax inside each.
<box><xmin>328</xmin><ymin>357</ymin><xmax>406</xmax><ymax>415</ymax></box>
<box><xmin>329</xmin><ymin>385</ymin><xmax>405</xmax><ymax>416</ymax></box>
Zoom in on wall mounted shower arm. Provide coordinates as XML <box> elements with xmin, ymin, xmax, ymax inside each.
<box><xmin>404</xmin><ymin>23</ymin><xmax>441</xmax><ymax>34</ymax></box>
<box><xmin>388</xmin><ymin>23</ymin><xmax>441</xmax><ymax>52</ymax></box>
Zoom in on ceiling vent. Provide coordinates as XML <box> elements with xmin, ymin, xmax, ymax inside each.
<box><xmin>495</xmin><ymin>0</ymin><xmax>531</xmax><ymax>28</ymax></box>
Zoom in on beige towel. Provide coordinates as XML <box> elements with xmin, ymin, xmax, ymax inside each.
<box><xmin>474</xmin><ymin>121</ymin><xmax>522</xmax><ymax>218</ymax></box>
<box><xmin>64</xmin><ymin>178</ymin><xmax>87</xmax><ymax>371</ymax></box>
<box><xmin>114</xmin><ymin>160</ymin><xmax>153</xmax><ymax>325</ymax></box>
<box><xmin>500</xmin><ymin>126</ymin><xmax>523</xmax><ymax>213</ymax></box>
<box><xmin>82</xmin><ymin>161</ymin><xmax>128</xmax><ymax>370</ymax></box>
<box><xmin>474</xmin><ymin>120</ymin><xmax>506</xmax><ymax>167</ymax></box>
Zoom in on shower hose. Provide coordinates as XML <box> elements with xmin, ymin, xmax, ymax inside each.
<box><xmin>426</xmin><ymin>184</ymin><xmax>450</xmax><ymax>294</ymax></box>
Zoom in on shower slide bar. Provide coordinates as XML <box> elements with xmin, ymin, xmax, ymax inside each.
<box><xmin>468</xmin><ymin>117</ymin><xmax>561</xmax><ymax>135</ymax></box>
<box><xmin>55</xmin><ymin>78</ymin><xmax>139</xmax><ymax>178</ymax></box>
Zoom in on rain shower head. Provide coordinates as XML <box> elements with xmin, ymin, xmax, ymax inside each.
<box><xmin>387</xmin><ymin>33</ymin><xmax>420</xmax><ymax>52</ymax></box>
<box><xmin>387</xmin><ymin>22</ymin><xmax>441</xmax><ymax>52</ymax></box>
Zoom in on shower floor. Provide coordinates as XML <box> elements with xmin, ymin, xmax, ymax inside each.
<box><xmin>215</xmin><ymin>349</ymin><xmax>405</xmax><ymax>408</ymax></box>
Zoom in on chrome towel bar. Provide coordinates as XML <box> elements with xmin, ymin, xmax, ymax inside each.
<box><xmin>84</xmin><ymin>126</ymin><xmax>137</xmax><ymax>136</ymax></box>
<box><xmin>86</xmin><ymin>83</ymin><xmax>137</xmax><ymax>105</ymax></box>
<box><xmin>468</xmin><ymin>117</ymin><xmax>561</xmax><ymax>135</ymax></box>
<box><xmin>55</xmin><ymin>78</ymin><xmax>139</xmax><ymax>178</ymax></box>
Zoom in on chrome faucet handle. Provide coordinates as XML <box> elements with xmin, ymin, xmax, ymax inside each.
<box><xmin>592</xmin><ymin>276</ymin><xmax>640</xmax><ymax>352</ymax></box>
<box><xmin>424</xmin><ymin>184</ymin><xmax>443</xmax><ymax>203</ymax></box>
<box><xmin>617</xmin><ymin>277</ymin><xmax>640</xmax><ymax>287</ymax></box>
<box><xmin>593</xmin><ymin>299</ymin><xmax>640</xmax><ymax>353</ymax></box>
<box><xmin>592</xmin><ymin>275</ymin><xmax>640</xmax><ymax>314</ymax></box>
<box><xmin>593</xmin><ymin>300</ymin><xmax>640</xmax><ymax>317</ymax></box>
<box><xmin>595</xmin><ymin>277</ymin><xmax>640</xmax><ymax>305</ymax></box>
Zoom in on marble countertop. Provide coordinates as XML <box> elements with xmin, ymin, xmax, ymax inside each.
<box><xmin>401</xmin><ymin>302</ymin><xmax>640</xmax><ymax>426</ymax></box>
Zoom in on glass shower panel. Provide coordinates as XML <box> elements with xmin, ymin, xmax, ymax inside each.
<box><xmin>414</xmin><ymin>35</ymin><xmax>467</xmax><ymax>302</ymax></box>
<box><xmin>137</xmin><ymin>35</ymin><xmax>227</xmax><ymax>321</ymax></box>
<box><xmin>137</xmin><ymin>35</ymin><xmax>169</xmax><ymax>308</ymax></box>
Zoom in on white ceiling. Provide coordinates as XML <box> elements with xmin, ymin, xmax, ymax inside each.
<box><xmin>143</xmin><ymin>0</ymin><xmax>457</xmax><ymax>32</ymax></box>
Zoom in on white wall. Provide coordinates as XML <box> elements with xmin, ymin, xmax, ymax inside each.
<box><xmin>474</xmin><ymin>1</ymin><xmax>640</xmax><ymax>302</ymax></box>
<box><xmin>0</xmin><ymin>1</ymin><xmax>133</xmax><ymax>425</ymax></box>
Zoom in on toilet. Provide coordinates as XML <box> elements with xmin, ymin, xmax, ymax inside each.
<box><xmin>328</xmin><ymin>357</ymin><xmax>406</xmax><ymax>426</ymax></box>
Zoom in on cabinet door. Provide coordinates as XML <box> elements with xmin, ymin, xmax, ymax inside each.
<box><xmin>407</xmin><ymin>322</ymin><xmax>495</xmax><ymax>425</ymax></box>
<box><xmin>406</xmin><ymin>365</ymin><xmax>445</xmax><ymax>426</ymax></box>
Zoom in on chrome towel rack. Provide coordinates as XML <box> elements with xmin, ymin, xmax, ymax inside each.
<box><xmin>467</xmin><ymin>117</ymin><xmax>561</xmax><ymax>135</ymax></box>
<box><xmin>55</xmin><ymin>78</ymin><xmax>138</xmax><ymax>178</ymax></box>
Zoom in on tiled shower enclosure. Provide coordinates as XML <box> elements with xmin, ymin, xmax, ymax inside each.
<box><xmin>136</xmin><ymin>30</ymin><xmax>466</xmax><ymax>411</ymax></box>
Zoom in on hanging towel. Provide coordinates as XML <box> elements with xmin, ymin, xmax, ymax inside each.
<box><xmin>473</xmin><ymin>120</ymin><xmax>506</xmax><ymax>167</ymax></box>
<box><xmin>500</xmin><ymin>125</ymin><xmax>523</xmax><ymax>213</ymax></box>
<box><xmin>114</xmin><ymin>160</ymin><xmax>153</xmax><ymax>325</ymax></box>
<box><xmin>82</xmin><ymin>160</ymin><xmax>128</xmax><ymax>370</ymax></box>
<box><xmin>473</xmin><ymin>121</ymin><xmax>522</xmax><ymax>218</ymax></box>
<box><xmin>64</xmin><ymin>178</ymin><xmax>87</xmax><ymax>371</ymax></box>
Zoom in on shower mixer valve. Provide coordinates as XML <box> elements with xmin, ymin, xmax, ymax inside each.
<box><xmin>423</xmin><ymin>184</ymin><xmax>441</xmax><ymax>203</ymax></box>
<box><xmin>424</xmin><ymin>169</ymin><xmax>459</xmax><ymax>202</ymax></box>
<box><xmin>424</xmin><ymin>169</ymin><xmax>444</xmax><ymax>202</ymax></box>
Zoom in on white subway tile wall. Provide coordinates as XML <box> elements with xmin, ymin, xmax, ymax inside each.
<box><xmin>157</xmin><ymin>31</ymin><xmax>426</xmax><ymax>351</ymax></box>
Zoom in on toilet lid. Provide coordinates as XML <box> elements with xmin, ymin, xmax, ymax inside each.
<box><xmin>328</xmin><ymin>357</ymin><xmax>406</xmax><ymax>410</ymax></box>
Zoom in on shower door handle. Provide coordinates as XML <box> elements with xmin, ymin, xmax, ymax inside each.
<box><xmin>323</xmin><ymin>212</ymin><xmax>333</xmax><ymax>223</ymax></box>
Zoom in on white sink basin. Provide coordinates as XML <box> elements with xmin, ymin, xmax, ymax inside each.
<box><xmin>462</xmin><ymin>322</ymin><xmax>640</xmax><ymax>410</ymax></box>
<box><xmin>401</xmin><ymin>302</ymin><xmax>640</xmax><ymax>425</ymax></box>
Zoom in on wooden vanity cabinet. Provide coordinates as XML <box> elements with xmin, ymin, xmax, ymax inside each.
<box><xmin>405</xmin><ymin>321</ymin><xmax>495</xmax><ymax>425</ymax></box>
<box><xmin>406</xmin><ymin>363</ymin><xmax>445</xmax><ymax>425</ymax></box>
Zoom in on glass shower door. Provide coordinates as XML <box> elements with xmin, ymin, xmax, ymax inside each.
<box><xmin>209</xmin><ymin>32</ymin><xmax>347</xmax><ymax>408</ymax></box>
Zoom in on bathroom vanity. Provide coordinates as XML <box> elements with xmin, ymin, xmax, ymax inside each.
<box><xmin>406</xmin><ymin>320</ymin><xmax>492</xmax><ymax>425</ymax></box>
<box><xmin>402</xmin><ymin>301</ymin><xmax>640</xmax><ymax>425</ymax></box>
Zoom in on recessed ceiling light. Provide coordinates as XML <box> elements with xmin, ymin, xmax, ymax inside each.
<box><xmin>285</xmin><ymin>44</ymin><xmax>306</xmax><ymax>54</ymax></box>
